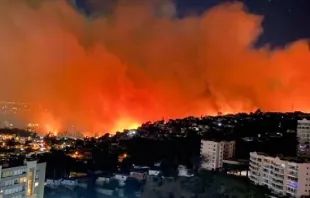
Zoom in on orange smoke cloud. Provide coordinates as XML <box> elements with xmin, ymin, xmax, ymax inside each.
<box><xmin>0</xmin><ymin>0</ymin><xmax>309</xmax><ymax>135</ymax></box>
<box><xmin>38</xmin><ymin>111</ymin><xmax>61</xmax><ymax>136</ymax></box>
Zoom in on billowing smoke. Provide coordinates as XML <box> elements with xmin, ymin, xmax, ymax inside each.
<box><xmin>0</xmin><ymin>0</ymin><xmax>309</xmax><ymax>135</ymax></box>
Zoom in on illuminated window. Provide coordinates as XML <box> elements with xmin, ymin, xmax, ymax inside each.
<box><xmin>19</xmin><ymin>177</ymin><xmax>26</xmax><ymax>183</ymax></box>
<box><xmin>26</xmin><ymin>168</ymin><xmax>34</xmax><ymax>196</ymax></box>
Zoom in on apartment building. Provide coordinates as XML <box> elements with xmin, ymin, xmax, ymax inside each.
<box><xmin>200</xmin><ymin>140</ymin><xmax>236</xmax><ymax>170</ymax></box>
<box><xmin>297</xmin><ymin>119</ymin><xmax>310</xmax><ymax>157</ymax></box>
<box><xmin>223</xmin><ymin>141</ymin><xmax>236</xmax><ymax>159</ymax></box>
<box><xmin>0</xmin><ymin>159</ymin><xmax>46</xmax><ymax>198</ymax></box>
<box><xmin>249</xmin><ymin>152</ymin><xmax>310</xmax><ymax>197</ymax></box>
<box><xmin>201</xmin><ymin>140</ymin><xmax>224</xmax><ymax>170</ymax></box>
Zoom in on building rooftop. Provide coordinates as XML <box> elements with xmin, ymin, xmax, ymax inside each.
<box><xmin>298</xmin><ymin>118</ymin><xmax>310</xmax><ymax>123</ymax></box>
<box><xmin>252</xmin><ymin>152</ymin><xmax>310</xmax><ymax>164</ymax></box>
<box><xmin>201</xmin><ymin>138</ymin><xmax>235</xmax><ymax>142</ymax></box>
<box><xmin>130</xmin><ymin>167</ymin><xmax>149</xmax><ymax>173</ymax></box>
<box><xmin>0</xmin><ymin>158</ymin><xmax>25</xmax><ymax>168</ymax></box>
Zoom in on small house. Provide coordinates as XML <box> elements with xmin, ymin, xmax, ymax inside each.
<box><xmin>114</xmin><ymin>173</ymin><xmax>128</xmax><ymax>186</ymax></box>
<box><xmin>148</xmin><ymin>168</ymin><xmax>161</xmax><ymax>177</ymax></box>
<box><xmin>96</xmin><ymin>174</ymin><xmax>113</xmax><ymax>185</ymax></box>
<box><xmin>60</xmin><ymin>178</ymin><xmax>78</xmax><ymax>186</ymax></box>
<box><xmin>178</xmin><ymin>165</ymin><xmax>194</xmax><ymax>177</ymax></box>
<box><xmin>130</xmin><ymin>168</ymin><xmax>148</xmax><ymax>180</ymax></box>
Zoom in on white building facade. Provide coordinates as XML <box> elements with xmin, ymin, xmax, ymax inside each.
<box><xmin>201</xmin><ymin>140</ymin><xmax>224</xmax><ymax>170</ymax></box>
<box><xmin>249</xmin><ymin>152</ymin><xmax>310</xmax><ymax>197</ymax></box>
<box><xmin>201</xmin><ymin>140</ymin><xmax>236</xmax><ymax>170</ymax></box>
<box><xmin>297</xmin><ymin>119</ymin><xmax>310</xmax><ymax>157</ymax></box>
<box><xmin>0</xmin><ymin>160</ymin><xmax>46</xmax><ymax>198</ymax></box>
<box><xmin>114</xmin><ymin>174</ymin><xmax>128</xmax><ymax>186</ymax></box>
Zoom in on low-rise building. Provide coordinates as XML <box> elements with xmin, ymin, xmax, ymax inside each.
<box><xmin>178</xmin><ymin>165</ymin><xmax>194</xmax><ymax>177</ymax></box>
<box><xmin>60</xmin><ymin>178</ymin><xmax>78</xmax><ymax>186</ymax></box>
<box><xmin>114</xmin><ymin>173</ymin><xmax>128</xmax><ymax>186</ymax></box>
<box><xmin>96</xmin><ymin>174</ymin><xmax>113</xmax><ymax>185</ymax></box>
<box><xmin>148</xmin><ymin>169</ymin><xmax>161</xmax><ymax>177</ymax></box>
<box><xmin>0</xmin><ymin>159</ymin><xmax>46</xmax><ymax>198</ymax></box>
<box><xmin>249</xmin><ymin>152</ymin><xmax>310</xmax><ymax>197</ymax></box>
<box><xmin>130</xmin><ymin>169</ymin><xmax>147</xmax><ymax>181</ymax></box>
<box><xmin>46</xmin><ymin>178</ymin><xmax>61</xmax><ymax>188</ymax></box>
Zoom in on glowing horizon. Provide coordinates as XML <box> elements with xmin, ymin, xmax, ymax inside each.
<box><xmin>1</xmin><ymin>1</ymin><xmax>310</xmax><ymax>136</ymax></box>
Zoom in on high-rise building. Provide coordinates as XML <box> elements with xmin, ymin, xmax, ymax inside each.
<box><xmin>297</xmin><ymin>119</ymin><xmax>310</xmax><ymax>157</ymax></box>
<box><xmin>249</xmin><ymin>152</ymin><xmax>310</xmax><ymax>197</ymax></box>
<box><xmin>200</xmin><ymin>140</ymin><xmax>236</xmax><ymax>170</ymax></box>
<box><xmin>0</xmin><ymin>159</ymin><xmax>46</xmax><ymax>198</ymax></box>
<box><xmin>223</xmin><ymin>141</ymin><xmax>236</xmax><ymax>159</ymax></box>
<box><xmin>201</xmin><ymin>140</ymin><xmax>224</xmax><ymax>170</ymax></box>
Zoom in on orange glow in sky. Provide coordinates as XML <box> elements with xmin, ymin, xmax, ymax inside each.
<box><xmin>44</xmin><ymin>124</ymin><xmax>59</xmax><ymax>136</ymax></box>
<box><xmin>111</xmin><ymin>118</ymin><xmax>141</xmax><ymax>133</ymax></box>
<box><xmin>37</xmin><ymin>111</ymin><xmax>61</xmax><ymax>136</ymax></box>
<box><xmin>1</xmin><ymin>1</ymin><xmax>310</xmax><ymax>136</ymax></box>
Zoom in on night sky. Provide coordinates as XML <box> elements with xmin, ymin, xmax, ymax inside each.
<box><xmin>75</xmin><ymin>0</ymin><xmax>310</xmax><ymax>47</ymax></box>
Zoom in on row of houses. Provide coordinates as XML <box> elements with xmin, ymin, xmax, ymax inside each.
<box><xmin>46</xmin><ymin>164</ymin><xmax>194</xmax><ymax>189</ymax></box>
<box><xmin>97</xmin><ymin>164</ymin><xmax>194</xmax><ymax>187</ymax></box>
<box><xmin>46</xmin><ymin>178</ymin><xmax>78</xmax><ymax>187</ymax></box>
<box><xmin>46</xmin><ymin>140</ymin><xmax>236</xmax><ymax>190</ymax></box>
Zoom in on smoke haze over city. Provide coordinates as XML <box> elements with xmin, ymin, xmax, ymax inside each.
<box><xmin>0</xmin><ymin>0</ymin><xmax>310</xmax><ymax>135</ymax></box>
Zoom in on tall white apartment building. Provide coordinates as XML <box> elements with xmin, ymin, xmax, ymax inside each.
<box><xmin>0</xmin><ymin>159</ymin><xmax>46</xmax><ymax>198</ymax></box>
<box><xmin>297</xmin><ymin>119</ymin><xmax>310</xmax><ymax>157</ymax></box>
<box><xmin>201</xmin><ymin>140</ymin><xmax>236</xmax><ymax>170</ymax></box>
<box><xmin>249</xmin><ymin>152</ymin><xmax>310</xmax><ymax>197</ymax></box>
<box><xmin>201</xmin><ymin>140</ymin><xmax>224</xmax><ymax>170</ymax></box>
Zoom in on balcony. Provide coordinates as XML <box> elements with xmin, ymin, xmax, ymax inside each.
<box><xmin>4</xmin><ymin>190</ymin><xmax>26</xmax><ymax>198</ymax></box>
<box><xmin>1</xmin><ymin>173</ymin><xmax>27</xmax><ymax>182</ymax></box>
<box><xmin>272</xmin><ymin>168</ymin><xmax>284</xmax><ymax>175</ymax></box>
<box><xmin>287</xmin><ymin>171</ymin><xmax>298</xmax><ymax>178</ymax></box>
<box><xmin>263</xmin><ymin>168</ymin><xmax>270</xmax><ymax>173</ymax></box>
<box><xmin>250</xmin><ymin>157</ymin><xmax>258</xmax><ymax>162</ymax></box>
<box><xmin>270</xmin><ymin>184</ymin><xmax>284</xmax><ymax>193</ymax></box>
<box><xmin>1</xmin><ymin>184</ymin><xmax>25</xmax><ymax>197</ymax></box>
<box><xmin>271</xmin><ymin>178</ymin><xmax>284</xmax><ymax>185</ymax></box>
<box><xmin>250</xmin><ymin>162</ymin><xmax>260</xmax><ymax>168</ymax></box>
<box><xmin>249</xmin><ymin>175</ymin><xmax>259</xmax><ymax>182</ymax></box>
<box><xmin>1</xmin><ymin>169</ymin><xmax>27</xmax><ymax>180</ymax></box>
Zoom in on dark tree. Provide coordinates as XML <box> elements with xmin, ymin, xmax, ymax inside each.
<box><xmin>160</xmin><ymin>159</ymin><xmax>177</xmax><ymax>177</ymax></box>
<box><xmin>125</xmin><ymin>178</ymin><xmax>142</xmax><ymax>197</ymax></box>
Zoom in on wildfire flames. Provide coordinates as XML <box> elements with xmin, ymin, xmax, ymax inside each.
<box><xmin>0</xmin><ymin>0</ymin><xmax>309</xmax><ymax>135</ymax></box>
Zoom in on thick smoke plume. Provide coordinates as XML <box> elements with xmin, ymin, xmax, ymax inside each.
<box><xmin>0</xmin><ymin>0</ymin><xmax>309</xmax><ymax>135</ymax></box>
